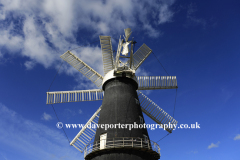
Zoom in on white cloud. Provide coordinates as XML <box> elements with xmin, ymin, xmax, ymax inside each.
<box><xmin>22</xmin><ymin>15</ymin><xmax>56</xmax><ymax>68</ymax></box>
<box><xmin>136</xmin><ymin>67</ymin><xmax>150</xmax><ymax>76</ymax></box>
<box><xmin>0</xmin><ymin>103</ymin><xmax>82</xmax><ymax>160</ymax></box>
<box><xmin>186</xmin><ymin>3</ymin><xmax>206</xmax><ymax>28</ymax></box>
<box><xmin>0</xmin><ymin>0</ymin><xmax>176</xmax><ymax>88</ymax></box>
<box><xmin>74</xmin><ymin>46</ymin><xmax>103</xmax><ymax>75</ymax></box>
<box><xmin>0</xmin><ymin>51</ymin><xmax>4</xmax><ymax>64</ymax></box>
<box><xmin>158</xmin><ymin>4</ymin><xmax>174</xmax><ymax>24</ymax></box>
<box><xmin>188</xmin><ymin>150</ymin><xmax>198</xmax><ymax>154</ymax></box>
<box><xmin>208</xmin><ymin>141</ymin><xmax>220</xmax><ymax>149</ymax></box>
<box><xmin>24</xmin><ymin>61</ymin><xmax>36</xmax><ymax>70</ymax></box>
<box><xmin>0</xmin><ymin>23</ymin><xmax>24</xmax><ymax>53</ymax></box>
<box><xmin>234</xmin><ymin>134</ymin><xmax>240</xmax><ymax>140</ymax></box>
<box><xmin>142</xmin><ymin>24</ymin><xmax>161</xmax><ymax>38</ymax></box>
<box><xmin>72</xmin><ymin>73</ymin><xmax>101</xmax><ymax>90</ymax></box>
<box><xmin>41</xmin><ymin>112</ymin><xmax>52</xmax><ymax>121</ymax></box>
<box><xmin>42</xmin><ymin>0</ymin><xmax>75</xmax><ymax>37</ymax></box>
<box><xmin>78</xmin><ymin>109</ymin><xmax>83</xmax><ymax>114</ymax></box>
<box><xmin>64</xmin><ymin>109</ymin><xmax>76</xmax><ymax>118</ymax></box>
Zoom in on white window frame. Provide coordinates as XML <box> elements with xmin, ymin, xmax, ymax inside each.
<box><xmin>100</xmin><ymin>133</ymin><xmax>107</xmax><ymax>150</ymax></box>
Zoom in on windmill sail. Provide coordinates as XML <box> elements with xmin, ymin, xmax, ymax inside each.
<box><xmin>60</xmin><ymin>51</ymin><xmax>103</xmax><ymax>87</ymax></box>
<box><xmin>46</xmin><ymin>89</ymin><xmax>104</xmax><ymax>104</ymax></box>
<box><xmin>70</xmin><ymin>106</ymin><xmax>102</xmax><ymax>152</ymax></box>
<box><xmin>99</xmin><ymin>36</ymin><xmax>114</xmax><ymax>75</ymax></box>
<box><xmin>126</xmin><ymin>43</ymin><xmax>152</xmax><ymax>70</ymax></box>
<box><xmin>137</xmin><ymin>91</ymin><xmax>177</xmax><ymax>133</ymax></box>
<box><xmin>137</xmin><ymin>76</ymin><xmax>178</xmax><ymax>90</ymax></box>
<box><xmin>115</xmin><ymin>36</ymin><xmax>123</xmax><ymax>69</ymax></box>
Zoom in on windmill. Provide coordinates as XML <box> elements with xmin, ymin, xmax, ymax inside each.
<box><xmin>46</xmin><ymin>28</ymin><xmax>178</xmax><ymax>160</ymax></box>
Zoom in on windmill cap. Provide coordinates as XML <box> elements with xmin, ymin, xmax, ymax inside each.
<box><xmin>102</xmin><ymin>69</ymin><xmax>138</xmax><ymax>90</ymax></box>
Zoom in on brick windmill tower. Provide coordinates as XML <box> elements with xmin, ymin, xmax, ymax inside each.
<box><xmin>47</xmin><ymin>28</ymin><xmax>178</xmax><ymax>160</ymax></box>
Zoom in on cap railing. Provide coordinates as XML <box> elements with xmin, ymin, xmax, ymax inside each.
<box><xmin>84</xmin><ymin>137</ymin><xmax>160</xmax><ymax>158</ymax></box>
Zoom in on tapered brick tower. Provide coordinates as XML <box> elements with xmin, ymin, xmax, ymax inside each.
<box><xmin>87</xmin><ymin>72</ymin><xmax>158</xmax><ymax>160</ymax></box>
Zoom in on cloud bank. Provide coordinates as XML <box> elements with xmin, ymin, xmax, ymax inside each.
<box><xmin>0</xmin><ymin>0</ymin><xmax>176</xmax><ymax>89</ymax></box>
<box><xmin>0</xmin><ymin>0</ymin><xmax>175</xmax><ymax>66</ymax></box>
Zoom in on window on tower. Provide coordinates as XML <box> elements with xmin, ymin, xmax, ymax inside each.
<box><xmin>100</xmin><ymin>133</ymin><xmax>107</xmax><ymax>150</ymax></box>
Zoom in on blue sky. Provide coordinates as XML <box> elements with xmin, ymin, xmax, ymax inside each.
<box><xmin>0</xmin><ymin>0</ymin><xmax>240</xmax><ymax>159</ymax></box>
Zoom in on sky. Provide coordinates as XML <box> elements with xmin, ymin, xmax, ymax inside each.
<box><xmin>0</xmin><ymin>0</ymin><xmax>240</xmax><ymax>159</ymax></box>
